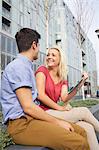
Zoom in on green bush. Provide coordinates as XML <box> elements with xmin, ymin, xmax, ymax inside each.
<box><xmin>70</xmin><ymin>99</ymin><xmax>99</xmax><ymax>108</ymax></box>
<box><xmin>0</xmin><ymin>112</ymin><xmax>14</xmax><ymax>150</ymax></box>
<box><xmin>58</xmin><ymin>99</ymin><xmax>99</xmax><ymax>108</ymax></box>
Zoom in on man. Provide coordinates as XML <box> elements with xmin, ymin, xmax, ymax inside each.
<box><xmin>1</xmin><ymin>28</ymin><xmax>89</xmax><ymax>150</ymax></box>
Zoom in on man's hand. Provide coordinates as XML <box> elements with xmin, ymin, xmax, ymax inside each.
<box><xmin>56</xmin><ymin>119</ymin><xmax>74</xmax><ymax>132</ymax></box>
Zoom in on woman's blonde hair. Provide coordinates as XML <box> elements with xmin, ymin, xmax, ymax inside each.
<box><xmin>45</xmin><ymin>45</ymin><xmax>68</xmax><ymax>80</ymax></box>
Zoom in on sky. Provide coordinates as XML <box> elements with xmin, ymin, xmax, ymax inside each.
<box><xmin>64</xmin><ymin>0</ymin><xmax>99</xmax><ymax>85</ymax></box>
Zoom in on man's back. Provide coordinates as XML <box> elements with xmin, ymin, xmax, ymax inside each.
<box><xmin>1</xmin><ymin>54</ymin><xmax>37</xmax><ymax>123</ymax></box>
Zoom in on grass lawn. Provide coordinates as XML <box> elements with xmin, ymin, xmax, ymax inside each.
<box><xmin>0</xmin><ymin>99</ymin><xmax>99</xmax><ymax>149</ymax></box>
<box><xmin>70</xmin><ymin>99</ymin><xmax>99</xmax><ymax>108</ymax></box>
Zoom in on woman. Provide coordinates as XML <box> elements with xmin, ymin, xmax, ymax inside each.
<box><xmin>35</xmin><ymin>45</ymin><xmax>99</xmax><ymax>150</ymax></box>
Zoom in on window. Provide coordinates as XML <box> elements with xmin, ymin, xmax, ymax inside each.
<box><xmin>2</xmin><ymin>17</ymin><xmax>11</xmax><ymax>27</ymax></box>
<box><xmin>1</xmin><ymin>53</ymin><xmax>5</xmax><ymax>70</ymax></box>
<box><xmin>33</xmin><ymin>64</ymin><xmax>37</xmax><ymax>72</ymax></box>
<box><xmin>12</xmin><ymin>41</ymin><xmax>17</xmax><ymax>55</ymax></box>
<box><xmin>2</xmin><ymin>17</ymin><xmax>11</xmax><ymax>33</ymax></box>
<box><xmin>2</xmin><ymin>1</ymin><xmax>11</xmax><ymax>11</ymax></box>
<box><xmin>1</xmin><ymin>35</ymin><xmax>6</xmax><ymax>52</ymax></box>
<box><xmin>56</xmin><ymin>39</ymin><xmax>61</xmax><ymax>46</ymax></box>
<box><xmin>2</xmin><ymin>6</ymin><xmax>11</xmax><ymax>19</ymax></box>
<box><xmin>58</xmin><ymin>11</ymin><xmax>60</xmax><ymax>17</ymax></box>
<box><xmin>80</xmin><ymin>33</ymin><xmax>85</xmax><ymax>44</ymax></box>
<box><xmin>7</xmin><ymin>38</ymin><xmax>11</xmax><ymax>53</ymax></box>
<box><xmin>5</xmin><ymin>0</ymin><xmax>11</xmax><ymax>4</ymax></box>
<box><xmin>19</xmin><ymin>0</ymin><xmax>24</xmax><ymax>12</ymax></box>
<box><xmin>19</xmin><ymin>13</ymin><xmax>24</xmax><ymax>26</ymax></box>
<box><xmin>56</xmin><ymin>23</ymin><xmax>61</xmax><ymax>32</ymax></box>
<box><xmin>7</xmin><ymin>55</ymin><xmax>11</xmax><ymax>65</ymax></box>
<box><xmin>12</xmin><ymin>57</ymin><xmax>16</xmax><ymax>61</ymax></box>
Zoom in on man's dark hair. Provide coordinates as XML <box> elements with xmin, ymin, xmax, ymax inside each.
<box><xmin>15</xmin><ymin>28</ymin><xmax>41</xmax><ymax>53</ymax></box>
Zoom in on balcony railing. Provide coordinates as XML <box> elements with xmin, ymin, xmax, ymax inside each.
<box><xmin>2</xmin><ymin>7</ymin><xmax>11</xmax><ymax>20</ymax></box>
<box><xmin>2</xmin><ymin>23</ymin><xmax>11</xmax><ymax>34</ymax></box>
<box><xmin>4</xmin><ymin>0</ymin><xmax>11</xmax><ymax>5</ymax></box>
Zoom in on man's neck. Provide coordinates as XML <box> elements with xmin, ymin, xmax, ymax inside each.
<box><xmin>20</xmin><ymin>51</ymin><xmax>34</xmax><ymax>62</ymax></box>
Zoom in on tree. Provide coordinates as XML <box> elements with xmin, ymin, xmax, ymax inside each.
<box><xmin>32</xmin><ymin>0</ymin><xmax>57</xmax><ymax>48</ymax></box>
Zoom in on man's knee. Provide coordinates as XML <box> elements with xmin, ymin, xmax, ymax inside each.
<box><xmin>72</xmin><ymin>123</ymin><xmax>87</xmax><ymax>138</ymax></box>
<box><xmin>80</xmin><ymin>137</ymin><xmax>89</xmax><ymax>150</ymax></box>
<box><xmin>50</xmin><ymin>131</ymin><xmax>89</xmax><ymax>150</ymax></box>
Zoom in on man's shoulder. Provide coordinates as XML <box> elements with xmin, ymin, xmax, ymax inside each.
<box><xmin>2</xmin><ymin>58</ymin><xmax>27</xmax><ymax>79</ymax></box>
<box><xmin>5</xmin><ymin>58</ymin><xmax>24</xmax><ymax>71</ymax></box>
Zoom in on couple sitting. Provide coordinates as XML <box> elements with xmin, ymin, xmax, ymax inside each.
<box><xmin>1</xmin><ymin>28</ymin><xmax>99</xmax><ymax>150</ymax></box>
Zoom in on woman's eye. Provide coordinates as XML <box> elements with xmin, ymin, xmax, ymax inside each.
<box><xmin>46</xmin><ymin>53</ymin><xmax>56</xmax><ymax>57</ymax></box>
<box><xmin>52</xmin><ymin>54</ymin><xmax>55</xmax><ymax>56</ymax></box>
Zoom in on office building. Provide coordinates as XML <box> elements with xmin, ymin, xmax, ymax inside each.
<box><xmin>48</xmin><ymin>0</ymin><xmax>97</xmax><ymax>97</ymax></box>
<box><xmin>0</xmin><ymin>0</ymin><xmax>97</xmax><ymax>97</ymax></box>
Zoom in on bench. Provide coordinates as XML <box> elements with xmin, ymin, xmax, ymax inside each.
<box><xmin>5</xmin><ymin>145</ymin><xmax>52</xmax><ymax>150</ymax></box>
<box><xmin>89</xmin><ymin>104</ymin><xmax>99</xmax><ymax>141</ymax></box>
<box><xmin>89</xmin><ymin>104</ymin><xmax>99</xmax><ymax>120</ymax></box>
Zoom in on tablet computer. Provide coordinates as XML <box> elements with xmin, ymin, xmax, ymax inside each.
<box><xmin>68</xmin><ymin>79</ymin><xmax>83</xmax><ymax>94</ymax></box>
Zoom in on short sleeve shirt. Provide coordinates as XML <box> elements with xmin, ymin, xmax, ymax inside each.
<box><xmin>1</xmin><ymin>54</ymin><xmax>38</xmax><ymax>123</ymax></box>
<box><xmin>35</xmin><ymin>66</ymin><xmax>68</xmax><ymax>110</ymax></box>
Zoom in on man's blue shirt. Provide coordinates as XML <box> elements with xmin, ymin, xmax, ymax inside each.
<box><xmin>1</xmin><ymin>54</ymin><xmax>38</xmax><ymax>123</ymax></box>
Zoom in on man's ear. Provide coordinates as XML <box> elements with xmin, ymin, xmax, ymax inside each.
<box><xmin>31</xmin><ymin>41</ymin><xmax>36</xmax><ymax>50</ymax></box>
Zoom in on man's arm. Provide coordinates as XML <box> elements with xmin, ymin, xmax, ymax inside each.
<box><xmin>15</xmin><ymin>87</ymin><xmax>74</xmax><ymax>131</ymax></box>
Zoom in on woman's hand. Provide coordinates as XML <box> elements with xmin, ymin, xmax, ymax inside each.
<box><xmin>57</xmin><ymin>105</ymin><xmax>72</xmax><ymax>111</ymax></box>
<box><xmin>82</xmin><ymin>72</ymin><xmax>88</xmax><ymax>81</ymax></box>
<box><xmin>56</xmin><ymin>105</ymin><xmax>66</xmax><ymax>111</ymax></box>
<box><xmin>64</xmin><ymin>103</ymin><xmax>72</xmax><ymax>111</ymax></box>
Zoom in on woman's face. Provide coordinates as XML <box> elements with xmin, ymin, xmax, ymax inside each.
<box><xmin>46</xmin><ymin>48</ymin><xmax>60</xmax><ymax>67</ymax></box>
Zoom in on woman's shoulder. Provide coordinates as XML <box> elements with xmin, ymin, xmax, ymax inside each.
<box><xmin>35</xmin><ymin>65</ymin><xmax>48</xmax><ymax>75</ymax></box>
<box><xmin>36</xmin><ymin>65</ymin><xmax>48</xmax><ymax>72</ymax></box>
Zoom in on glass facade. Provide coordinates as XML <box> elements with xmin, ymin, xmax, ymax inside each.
<box><xmin>0</xmin><ymin>0</ymin><xmax>97</xmax><ymax>97</ymax></box>
<box><xmin>1</xmin><ymin>33</ymin><xmax>18</xmax><ymax>72</ymax></box>
<box><xmin>0</xmin><ymin>0</ymin><xmax>46</xmax><ymax>74</ymax></box>
<box><xmin>48</xmin><ymin>0</ymin><xmax>97</xmax><ymax>97</ymax></box>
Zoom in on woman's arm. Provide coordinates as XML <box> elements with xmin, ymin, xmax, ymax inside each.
<box><xmin>36</xmin><ymin>72</ymin><xmax>65</xmax><ymax>110</ymax></box>
<box><xmin>61</xmin><ymin>72</ymin><xmax>88</xmax><ymax>103</ymax></box>
<box><xmin>61</xmin><ymin>84</ymin><xmax>77</xmax><ymax>102</ymax></box>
